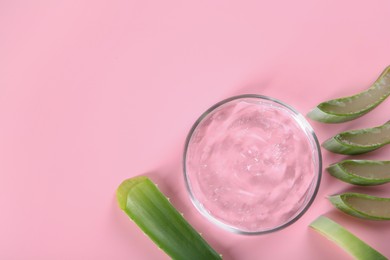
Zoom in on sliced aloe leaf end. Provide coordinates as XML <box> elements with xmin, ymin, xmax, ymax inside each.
<box><xmin>307</xmin><ymin>105</ymin><xmax>360</xmax><ymax>123</ymax></box>
<box><xmin>329</xmin><ymin>193</ymin><xmax>390</xmax><ymax>221</ymax></box>
<box><xmin>327</xmin><ymin>160</ymin><xmax>390</xmax><ymax>186</ymax></box>
<box><xmin>308</xmin><ymin>66</ymin><xmax>390</xmax><ymax>124</ymax></box>
<box><xmin>322</xmin><ymin>121</ymin><xmax>390</xmax><ymax>155</ymax></box>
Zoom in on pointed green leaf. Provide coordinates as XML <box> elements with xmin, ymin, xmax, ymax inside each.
<box><xmin>117</xmin><ymin>176</ymin><xmax>222</xmax><ymax>260</ymax></box>
<box><xmin>327</xmin><ymin>160</ymin><xmax>390</xmax><ymax>185</ymax></box>
<box><xmin>308</xmin><ymin>66</ymin><xmax>390</xmax><ymax>123</ymax></box>
<box><xmin>322</xmin><ymin>121</ymin><xmax>390</xmax><ymax>155</ymax></box>
<box><xmin>329</xmin><ymin>193</ymin><xmax>390</xmax><ymax>220</ymax></box>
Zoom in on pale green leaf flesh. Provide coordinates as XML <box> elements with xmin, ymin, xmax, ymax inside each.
<box><xmin>327</xmin><ymin>160</ymin><xmax>390</xmax><ymax>185</ymax></box>
<box><xmin>322</xmin><ymin>121</ymin><xmax>390</xmax><ymax>155</ymax></box>
<box><xmin>307</xmin><ymin>66</ymin><xmax>390</xmax><ymax>123</ymax></box>
<box><xmin>329</xmin><ymin>193</ymin><xmax>390</xmax><ymax>220</ymax></box>
<box><xmin>310</xmin><ymin>216</ymin><xmax>387</xmax><ymax>260</ymax></box>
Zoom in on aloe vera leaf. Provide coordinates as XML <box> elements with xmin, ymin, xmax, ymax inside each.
<box><xmin>307</xmin><ymin>66</ymin><xmax>390</xmax><ymax>123</ymax></box>
<box><xmin>310</xmin><ymin>216</ymin><xmax>387</xmax><ymax>260</ymax></box>
<box><xmin>322</xmin><ymin>121</ymin><xmax>390</xmax><ymax>155</ymax></box>
<box><xmin>327</xmin><ymin>160</ymin><xmax>390</xmax><ymax>186</ymax></box>
<box><xmin>329</xmin><ymin>193</ymin><xmax>390</xmax><ymax>220</ymax></box>
<box><xmin>117</xmin><ymin>176</ymin><xmax>222</xmax><ymax>260</ymax></box>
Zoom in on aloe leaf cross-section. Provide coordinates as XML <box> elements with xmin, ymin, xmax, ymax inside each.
<box><xmin>116</xmin><ymin>176</ymin><xmax>222</xmax><ymax>260</ymax></box>
<box><xmin>327</xmin><ymin>160</ymin><xmax>390</xmax><ymax>186</ymax></box>
<box><xmin>322</xmin><ymin>121</ymin><xmax>390</xmax><ymax>155</ymax></box>
<box><xmin>307</xmin><ymin>66</ymin><xmax>390</xmax><ymax>123</ymax></box>
<box><xmin>329</xmin><ymin>193</ymin><xmax>390</xmax><ymax>221</ymax></box>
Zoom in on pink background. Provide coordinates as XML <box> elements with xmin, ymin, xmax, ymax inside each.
<box><xmin>1</xmin><ymin>1</ymin><xmax>390</xmax><ymax>259</ymax></box>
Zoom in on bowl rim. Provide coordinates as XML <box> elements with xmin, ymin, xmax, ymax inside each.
<box><xmin>183</xmin><ymin>94</ymin><xmax>322</xmax><ymax>235</ymax></box>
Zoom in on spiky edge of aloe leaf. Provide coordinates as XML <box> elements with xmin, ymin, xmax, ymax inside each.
<box><xmin>327</xmin><ymin>160</ymin><xmax>390</xmax><ymax>186</ymax></box>
<box><xmin>310</xmin><ymin>216</ymin><xmax>387</xmax><ymax>260</ymax></box>
<box><xmin>116</xmin><ymin>176</ymin><xmax>222</xmax><ymax>260</ymax></box>
<box><xmin>322</xmin><ymin>136</ymin><xmax>382</xmax><ymax>155</ymax></box>
<box><xmin>307</xmin><ymin>65</ymin><xmax>390</xmax><ymax>123</ymax></box>
<box><xmin>322</xmin><ymin>122</ymin><xmax>390</xmax><ymax>155</ymax></box>
<box><xmin>329</xmin><ymin>193</ymin><xmax>390</xmax><ymax>221</ymax></box>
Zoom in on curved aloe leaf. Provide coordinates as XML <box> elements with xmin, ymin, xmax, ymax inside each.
<box><xmin>307</xmin><ymin>65</ymin><xmax>390</xmax><ymax>123</ymax></box>
<box><xmin>310</xmin><ymin>216</ymin><xmax>386</xmax><ymax>260</ymax></box>
<box><xmin>322</xmin><ymin>121</ymin><xmax>390</xmax><ymax>155</ymax></box>
<box><xmin>327</xmin><ymin>160</ymin><xmax>390</xmax><ymax>186</ymax></box>
<box><xmin>117</xmin><ymin>176</ymin><xmax>222</xmax><ymax>260</ymax></box>
<box><xmin>329</xmin><ymin>193</ymin><xmax>390</xmax><ymax>220</ymax></box>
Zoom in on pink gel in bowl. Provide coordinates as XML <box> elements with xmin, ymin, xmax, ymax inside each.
<box><xmin>184</xmin><ymin>95</ymin><xmax>321</xmax><ymax>234</ymax></box>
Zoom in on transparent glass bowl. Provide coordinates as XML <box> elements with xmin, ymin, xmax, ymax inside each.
<box><xmin>183</xmin><ymin>95</ymin><xmax>322</xmax><ymax>235</ymax></box>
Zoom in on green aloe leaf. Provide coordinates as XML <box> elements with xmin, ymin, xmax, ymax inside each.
<box><xmin>322</xmin><ymin>121</ymin><xmax>390</xmax><ymax>155</ymax></box>
<box><xmin>117</xmin><ymin>176</ymin><xmax>222</xmax><ymax>260</ymax></box>
<box><xmin>310</xmin><ymin>216</ymin><xmax>386</xmax><ymax>260</ymax></box>
<box><xmin>327</xmin><ymin>160</ymin><xmax>390</xmax><ymax>186</ymax></box>
<box><xmin>307</xmin><ymin>66</ymin><xmax>390</xmax><ymax>123</ymax></box>
<box><xmin>329</xmin><ymin>193</ymin><xmax>390</xmax><ymax>220</ymax></box>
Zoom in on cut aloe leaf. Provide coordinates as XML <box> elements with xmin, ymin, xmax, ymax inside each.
<box><xmin>329</xmin><ymin>193</ymin><xmax>390</xmax><ymax>220</ymax></box>
<box><xmin>322</xmin><ymin>121</ymin><xmax>390</xmax><ymax>155</ymax></box>
<box><xmin>310</xmin><ymin>216</ymin><xmax>386</xmax><ymax>260</ymax></box>
<box><xmin>327</xmin><ymin>160</ymin><xmax>390</xmax><ymax>186</ymax></box>
<box><xmin>116</xmin><ymin>176</ymin><xmax>222</xmax><ymax>260</ymax></box>
<box><xmin>307</xmin><ymin>66</ymin><xmax>390</xmax><ymax>123</ymax></box>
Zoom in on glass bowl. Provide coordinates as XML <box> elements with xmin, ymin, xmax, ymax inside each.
<box><xmin>183</xmin><ymin>94</ymin><xmax>322</xmax><ymax>235</ymax></box>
